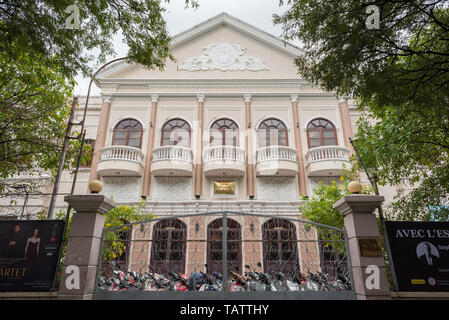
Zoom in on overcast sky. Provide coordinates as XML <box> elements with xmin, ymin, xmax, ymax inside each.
<box><xmin>73</xmin><ymin>0</ymin><xmax>290</xmax><ymax>96</ymax></box>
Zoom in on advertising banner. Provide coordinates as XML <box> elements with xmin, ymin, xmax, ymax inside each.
<box><xmin>0</xmin><ymin>220</ymin><xmax>65</xmax><ymax>292</ymax></box>
<box><xmin>385</xmin><ymin>221</ymin><xmax>449</xmax><ymax>291</ymax></box>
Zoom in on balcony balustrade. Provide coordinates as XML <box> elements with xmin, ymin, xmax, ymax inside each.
<box><xmin>97</xmin><ymin>146</ymin><xmax>144</xmax><ymax>176</ymax></box>
<box><xmin>151</xmin><ymin>146</ymin><xmax>194</xmax><ymax>176</ymax></box>
<box><xmin>256</xmin><ymin>146</ymin><xmax>298</xmax><ymax>176</ymax></box>
<box><xmin>305</xmin><ymin>146</ymin><xmax>351</xmax><ymax>176</ymax></box>
<box><xmin>203</xmin><ymin>146</ymin><xmax>245</xmax><ymax>177</ymax></box>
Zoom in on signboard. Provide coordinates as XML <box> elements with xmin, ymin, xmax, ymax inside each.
<box><xmin>359</xmin><ymin>239</ymin><xmax>383</xmax><ymax>257</ymax></box>
<box><xmin>213</xmin><ymin>181</ymin><xmax>235</xmax><ymax>195</ymax></box>
<box><xmin>385</xmin><ymin>221</ymin><xmax>449</xmax><ymax>292</ymax></box>
<box><xmin>0</xmin><ymin>220</ymin><xmax>65</xmax><ymax>292</ymax></box>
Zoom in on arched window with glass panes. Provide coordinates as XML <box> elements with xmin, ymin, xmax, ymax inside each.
<box><xmin>160</xmin><ymin>118</ymin><xmax>191</xmax><ymax>147</ymax></box>
<box><xmin>112</xmin><ymin>119</ymin><xmax>143</xmax><ymax>148</ymax></box>
<box><xmin>306</xmin><ymin>118</ymin><xmax>338</xmax><ymax>148</ymax></box>
<box><xmin>257</xmin><ymin>118</ymin><xmax>288</xmax><ymax>147</ymax></box>
<box><xmin>209</xmin><ymin>118</ymin><xmax>239</xmax><ymax>147</ymax></box>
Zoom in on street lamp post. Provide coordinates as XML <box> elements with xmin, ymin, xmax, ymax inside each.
<box><xmin>46</xmin><ymin>57</ymin><xmax>129</xmax><ymax>219</ymax></box>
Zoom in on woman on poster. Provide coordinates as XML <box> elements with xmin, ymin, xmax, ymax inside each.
<box><xmin>24</xmin><ymin>229</ymin><xmax>40</xmax><ymax>278</ymax></box>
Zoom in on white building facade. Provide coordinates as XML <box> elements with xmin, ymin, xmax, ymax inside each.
<box><xmin>84</xmin><ymin>13</ymin><xmax>360</xmax><ymax>216</ymax></box>
<box><xmin>2</xmin><ymin>13</ymin><xmax>400</xmax><ymax>277</ymax></box>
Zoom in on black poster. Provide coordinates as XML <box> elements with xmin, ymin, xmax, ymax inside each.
<box><xmin>0</xmin><ymin>220</ymin><xmax>65</xmax><ymax>292</ymax></box>
<box><xmin>385</xmin><ymin>221</ymin><xmax>449</xmax><ymax>292</ymax></box>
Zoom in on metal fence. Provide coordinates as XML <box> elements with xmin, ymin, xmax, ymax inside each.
<box><xmin>94</xmin><ymin>211</ymin><xmax>355</xmax><ymax>300</ymax></box>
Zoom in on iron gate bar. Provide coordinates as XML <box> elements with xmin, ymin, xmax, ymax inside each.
<box><xmin>102</xmin><ymin>211</ymin><xmax>346</xmax><ymax>232</ymax></box>
<box><xmin>222</xmin><ymin>211</ymin><xmax>227</xmax><ymax>292</ymax></box>
<box><xmin>343</xmin><ymin>226</ymin><xmax>355</xmax><ymax>296</ymax></box>
<box><xmin>95</xmin><ymin>221</ymin><xmax>108</xmax><ymax>292</ymax></box>
<box><xmin>95</xmin><ymin>210</ymin><xmax>354</xmax><ymax>299</ymax></box>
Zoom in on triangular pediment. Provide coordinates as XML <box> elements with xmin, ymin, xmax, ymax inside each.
<box><xmin>97</xmin><ymin>12</ymin><xmax>303</xmax><ymax>82</ymax></box>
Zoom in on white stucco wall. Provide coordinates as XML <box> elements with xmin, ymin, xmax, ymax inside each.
<box><xmin>151</xmin><ymin>176</ymin><xmax>193</xmax><ymax>201</ymax></box>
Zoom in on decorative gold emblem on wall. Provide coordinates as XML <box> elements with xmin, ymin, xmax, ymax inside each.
<box><xmin>213</xmin><ymin>181</ymin><xmax>235</xmax><ymax>195</ymax></box>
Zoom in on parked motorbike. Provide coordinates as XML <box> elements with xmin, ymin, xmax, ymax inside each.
<box><xmin>229</xmin><ymin>267</ymin><xmax>247</xmax><ymax>291</ymax></box>
<box><xmin>97</xmin><ymin>261</ymin><xmax>352</xmax><ymax>292</ymax></box>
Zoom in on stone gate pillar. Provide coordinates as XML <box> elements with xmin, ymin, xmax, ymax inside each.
<box><xmin>333</xmin><ymin>193</ymin><xmax>391</xmax><ymax>300</ymax></box>
<box><xmin>58</xmin><ymin>194</ymin><xmax>115</xmax><ymax>300</ymax></box>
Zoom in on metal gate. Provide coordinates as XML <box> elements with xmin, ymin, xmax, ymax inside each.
<box><xmin>94</xmin><ymin>211</ymin><xmax>355</xmax><ymax>300</ymax></box>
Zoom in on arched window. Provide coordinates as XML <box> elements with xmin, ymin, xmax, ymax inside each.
<box><xmin>306</xmin><ymin>118</ymin><xmax>337</xmax><ymax>148</ymax></box>
<box><xmin>209</xmin><ymin>118</ymin><xmax>239</xmax><ymax>147</ymax></box>
<box><xmin>257</xmin><ymin>118</ymin><xmax>288</xmax><ymax>147</ymax></box>
<box><xmin>161</xmin><ymin>118</ymin><xmax>191</xmax><ymax>147</ymax></box>
<box><xmin>150</xmin><ymin>219</ymin><xmax>187</xmax><ymax>274</ymax></box>
<box><xmin>207</xmin><ymin>218</ymin><xmax>241</xmax><ymax>275</ymax></box>
<box><xmin>112</xmin><ymin>119</ymin><xmax>143</xmax><ymax>148</ymax></box>
<box><xmin>262</xmin><ymin>219</ymin><xmax>299</xmax><ymax>277</ymax></box>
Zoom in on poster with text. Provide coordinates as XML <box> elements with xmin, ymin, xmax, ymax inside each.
<box><xmin>0</xmin><ymin>220</ymin><xmax>65</xmax><ymax>292</ymax></box>
<box><xmin>385</xmin><ymin>221</ymin><xmax>449</xmax><ymax>292</ymax></box>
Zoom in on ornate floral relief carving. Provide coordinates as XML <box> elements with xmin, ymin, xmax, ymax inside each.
<box><xmin>179</xmin><ymin>42</ymin><xmax>269</xmax><ymax>71</ymax></box>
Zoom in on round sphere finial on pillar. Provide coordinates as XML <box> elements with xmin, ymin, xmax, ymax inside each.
<box><xmin>347</xmin><ymin>181</ymin><xmax>362</xmax><ymax>194</ymax></box>
<box><xmin>89</xmin><ymin>180</ymin><xmax>103</xmax><ymax>194</ymax></box>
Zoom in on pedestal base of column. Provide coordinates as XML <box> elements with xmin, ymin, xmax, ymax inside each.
<box><xmin>333</xmin><ymin>194</ymin><xmax>391</xmax><ymax>300</ymax></box>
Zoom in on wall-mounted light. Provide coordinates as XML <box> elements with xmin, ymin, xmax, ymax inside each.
<box><xmin>250</xmin><ymin>223</ymin><xmax>254</xmax><ymax>233</ymax></box>
<box><xmin>195</xmin><ymin>222</ymin><xmax>200</xmax><ymax>234</ymax></box>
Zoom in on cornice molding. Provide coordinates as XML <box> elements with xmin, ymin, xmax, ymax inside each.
<box><xmin>103</xmin><ymin>92</ymin><xmax>337</xmax><ymax>99</ymax></box>
<box><xmin>98</xmin><ymin>79</ymin><xmax>319</xmax><ymax>90</ymax></box>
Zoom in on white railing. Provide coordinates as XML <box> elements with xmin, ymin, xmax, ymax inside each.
<box><xmin>204</xmin><ymin>146</ymin><xmax>245</xmax><ymax>163</ymax></box>
<box><xmin>305</xmin><ymin>146</ymin><xmax>350</xmax><ymax>165</ymax></box>
<box><xmin>100</xmin><ymin>146</ymin><xmax>143</xmax><ymax>163</ymax></box>
<box><xmin>256</xmin><ymin>146</ymin><xmax>297</xmax><ymax>162</ymax></box>
<box><xmin>152</xmin><ymin>146</ymin><xmax>193</xmax><ymax>162</ymax></box>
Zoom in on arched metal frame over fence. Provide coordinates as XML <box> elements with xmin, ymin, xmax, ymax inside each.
<box><xmin>94</xmin><ymin>211</ymin><xmax>355</xmax><ymax>300</ymax></box>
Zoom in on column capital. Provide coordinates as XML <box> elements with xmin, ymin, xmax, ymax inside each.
<box><xmin>290</xmin><ymin>94</ymin><xmax>299</xmax><ymax>103</ymax></box>
<box><xmin>64</xmin><ymin>194</ymin><xmax>116</xmax><ymax>215</ymax></box>
<box><xmin>151</xmin><ymin>94</ymin><xmax>159</xmax><ymax>103</ymax></box>
<box><xmin>338</xmin><ymin>97</ymin><xmax>347</xmax><ymax>104</ymax></box>
<box><xmin>244</xmin><ymin>94</ymin><xmax>252</xmax><ymax>103</ymax></box>
<box><xmin>333</xmin><ymin>194</ymin><xmax>385</xmax><ymax>216</ymax></box>
<box><xmin>102</xmin><ymin>95</ymin><xmax>112</xmax><ymax>104</ymax></box>
<box><xmin>197</xmin><ymin>94</ymin><xmax>205</xmax><ymax>103</ymax></box>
